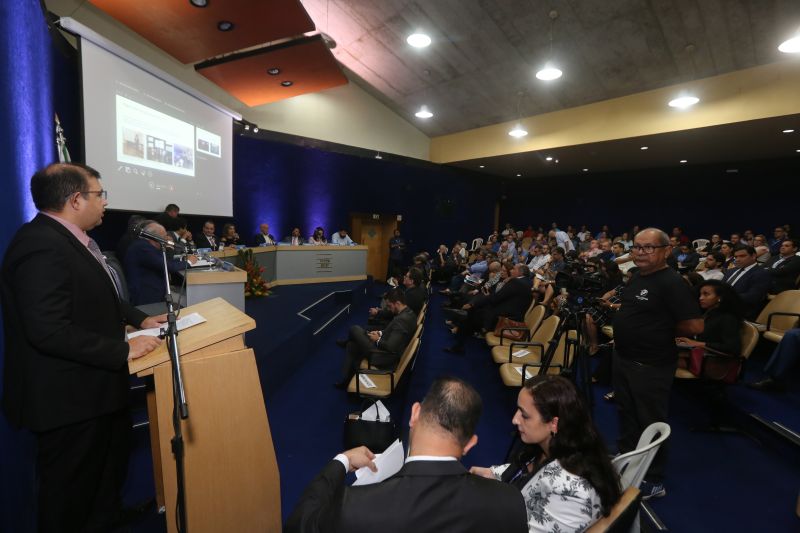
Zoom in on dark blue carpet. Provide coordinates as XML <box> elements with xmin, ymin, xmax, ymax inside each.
<box><xmin>122</xmin><ymin>287</ymin><xmax>800</xmax><ymax>532</ymax></box>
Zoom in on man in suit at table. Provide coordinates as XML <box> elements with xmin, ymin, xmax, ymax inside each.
<box><xmin>763</xmin><ymin>238</ymin><xmax>800</xmax><ymax>294</ymax></box>
<box><xmin>286</xmin><ymin>376</ymin><xmax>527</xmax><ymax>533</ymax></box>
<box><xmin>1</xmin><ymin>163</ymin><xmax>164</xmax><ymax>532</ymax></box>
<box><xmin>253</xmin><ymin>223</ymin><xmax>276</xmax><ymax>246</ymax></box>
<box><xmin>723</xmin><ymin>245</ymin><xmax>771</xmax><ymax>320</ymax></box>
<box><xmin>193</xmin><ymin>220</ymin><xmax>218</xmax><ymax>250</ymax></box>
<box><xmin>334</xmin><ymin>288</ymin><xmax>416</xmax><ymax>388</ymax></box>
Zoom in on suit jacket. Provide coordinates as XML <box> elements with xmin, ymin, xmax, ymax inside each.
<box><xmin>476</xmin><ymin>277</ymin><xmax>532</xmax><ymax>321</ymax></box>
<box><xmin>763</xmin><ymin>254</ymin><xmax>800</xmax><ymax>293</ymax></box>
<box><xmin>194</xmin><ymin>233</ymin><xmax>218</xmax><ymax>250</ymax></box>
<box><xmin>285</xmin><ymin>459</ymin><xmax>528</xmax><ymax>533</ymax></box>
<box><xmin>375</xmin><ymin>285</ymin><xmax>427</xmax><ymax>322</ymax></box>
<box><xmin>723</xmin><ymin>265</ymin><xmax>770</xmax><ymax>319</ymax></box>
<box><xmin>253</xmin><ymin>233</ymin><xmax>276</xmax><ymax>247</ymax></box>
<box><xmin>123</xmin><ymin>239</ymin><xmax>191</xmax><ymax>305</ymax></box>
<box><xmin>377</xmin><ymin>307</ymin><xmax>417</xmax><ymax>355</ymax></box>
<box><xmin>1</xmin><ymin>214</ymin><xmax>147</xmax><ymax>432</ymax></box>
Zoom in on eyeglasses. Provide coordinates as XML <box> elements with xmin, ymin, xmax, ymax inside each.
<box><xmin>81</xmin><ymin>190</ymin><xmax>107</xmax><ymax>200</ymax></box>
<box><xmin>630</xmin><ymin>244</ymin><xmax>669</xmax><ymax>254</ymax></box>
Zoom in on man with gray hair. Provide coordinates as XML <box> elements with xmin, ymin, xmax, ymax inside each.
<box><xmin>286</xmin><ymin>376</ymin><xmax>527</xmax><ymax>533</ymax></box>
<box><xmin>612</xmin><ymin>227</ymin><xmax>702</xmax><ymax>499</ymax></box>
<box><xmin>123</xmin><ymin>220</ymin><xmax>197</xmax><ymax>305</ymax></box>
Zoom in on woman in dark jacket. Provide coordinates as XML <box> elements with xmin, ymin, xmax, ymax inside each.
<box><xmin>676</xmin><ymin>279</ymin><xmax>744</xmax><ymax>356</ymax></box>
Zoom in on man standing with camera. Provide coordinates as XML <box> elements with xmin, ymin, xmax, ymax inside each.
<box><xmin>612</xmin><ymin>228</ymin><xmax>702</xmax><ymax>499</ymax></box>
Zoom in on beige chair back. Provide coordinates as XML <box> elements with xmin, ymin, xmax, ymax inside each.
<box><xmin>531</xmin><ymin>315</ymin><xmax>560</xmax><ymax>345</ymax></box>
<box><xmin>740</xmin><ymin>321</ymin><xmax>759</xmax><ymax>359</ymax></box>
<box><xmin>585</xmin><ymin>487</ymin><xmax>641</xmax><ymax>533</ymax></box>
<box><xmin>755</xmin><ymin>290</ymin><xmax>800</xmax><ymax>333</ymax></box>
<box><xmin>524</xmin><ymin>304</ymin><xmax>546</xmax><ymax>333</ymax></box>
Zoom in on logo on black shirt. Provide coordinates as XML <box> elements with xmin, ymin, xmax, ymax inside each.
<box><xmin>636</xmin><ymin>289</ymin><xmax>649</xmax><ymax>301</ymax></box>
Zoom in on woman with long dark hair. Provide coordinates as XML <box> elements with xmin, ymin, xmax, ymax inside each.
<box><xmin>676</xmin><ymin>279</ymin><xmax>744</xmax><ymax>356</ymax></box>
<box><xmin>471</xmin><ymin>375</ymin><xmax>620</xmax><ymax>533</ymax></box>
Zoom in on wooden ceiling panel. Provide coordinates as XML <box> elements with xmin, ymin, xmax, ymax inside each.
<box><xmin>87</xmin><ymin>0</ymin><xmax>316</xmax><ymax>64</ymax></box>
<box><xmin>196</xmin><ymin>36</ymin><xmax>348</xmax><ymax>107</ymax></box>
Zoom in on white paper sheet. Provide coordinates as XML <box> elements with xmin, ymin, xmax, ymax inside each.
<box><xmin>512</xmin><ymin>349</ymin><xmax>530</xmax><ymax>358</ymax></box>
<box><xmin>352</xmin><ymin>439</ymin><xmax>404</xmax><ymax>486</ymax></box>
<box><xmin>513</xmin><ymin>366</ymin><xmax>533</xmax><ymax>380</ymax></box>
<box><xmin>358</xmin><ymin>374</ymin><xmax>377</xmax><ymax>389</ymax></box>
<box><xmin>127</xmin><ymin>312</ymin><xmax>207</xmax><ymax>339</ymax></box>
<box><xmin>361</xmin><ymin>400</ymin><xmax>390</xmax><ymax>421</ymax></box>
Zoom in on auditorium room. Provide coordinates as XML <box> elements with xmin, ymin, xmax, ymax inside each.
<box><xmin>2</xmin><ymin>1</ymin><xmax>800</xmax><ymax>532</ymax></box>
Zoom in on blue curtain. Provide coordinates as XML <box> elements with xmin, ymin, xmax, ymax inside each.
<box><xmin>0</xmin><ymin>1</ymin><xmax>59</xmax><ymax>531</ymax></box>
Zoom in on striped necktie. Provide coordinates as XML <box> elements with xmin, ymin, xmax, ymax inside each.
<box><xmin>87</xmin><ymin>238</ymin><xmax>122</xmax><ymax>298</ymax></box>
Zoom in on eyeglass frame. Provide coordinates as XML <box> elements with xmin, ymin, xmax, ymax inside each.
<box><xmin>629</xmin><ymin>244</ymin><xmax>669</xmax><ymax>254</ymax></box>
<box><xmin>67</xmin><ymin>189</ymin><xmax>107</xmax><ymax>200</ymax></box>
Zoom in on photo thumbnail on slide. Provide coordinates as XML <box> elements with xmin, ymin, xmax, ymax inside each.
<box><xmin>196</xmin><ymin>127</ymin><xmax>221</xmax><ymax>158</ymax></box>
<box><xmin>116</xmin><ymin>95</ymin><xmax>195</xmax><ymax>177</ymax></box>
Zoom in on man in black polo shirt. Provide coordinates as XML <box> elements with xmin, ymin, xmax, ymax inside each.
<box><xmin>613</xmin><ymin>228</ymin><xmax>703</xmax><ymax>499</ymax></box>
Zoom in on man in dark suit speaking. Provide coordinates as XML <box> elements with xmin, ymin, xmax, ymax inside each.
<box><xmin>286</xmin><ymin>376</ymin><xmax>527</xmax><ymax>533</ymax></box>
<box><xmin>1</xmin><ymin>163</ymin><xmax>164</xmax><ymax>532</ymax></box>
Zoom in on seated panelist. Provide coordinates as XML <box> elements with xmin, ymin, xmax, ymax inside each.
<box><xmin>194</xmin><ymin>220</ymin><xmax>219</xmax><ymax>250</ymax></box>
<box><xmin>219</xmin><ymin>223</ymin><xmax>240</xmax><ymax>247</ymax></box>
<box><xmin>284</xmin><ymin>227</ymin><xmax>304</xmax><ymax>246</ymax></box>
<box><xmin>253</xmin><ymin>223</ymin><xmax>276</xmax><ymax>246</ymax></box>
<box><xmin>331</xmin><ymin>228</ymin><xmax>355</xmax><ymax>246</ymax></box>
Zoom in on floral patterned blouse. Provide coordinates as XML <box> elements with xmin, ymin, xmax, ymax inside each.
<box><xmin>491</xmin><ymin>459</ymin><xmax>602</xmax><ymax>533</ymax></box>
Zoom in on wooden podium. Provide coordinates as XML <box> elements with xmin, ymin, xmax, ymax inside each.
<box><xmin>130</xmin><ymin>298</ymin><xmax>281</xmax><ymax>532</ymax></box>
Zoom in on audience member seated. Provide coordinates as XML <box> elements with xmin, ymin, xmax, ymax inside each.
<box><xmin>432</xmin><ymin>244</ymin><xmax>449</xmax><ymax>283</ymax></box>
<box><xmin>446</xmin><ymin>260</ymin><xmax>502</xmax><ymax>311</ymax></box>
<box><xmin>253</xmin><ymin>223</ymin><xmax>276</xmax><ymax>246</ymax></box>
<box><xmin>729</xmin><ymin>233</ymin><xmax>742</xmax><ymax>248</ymax></box>
<box><xmin>672</xmin><ymin>226</ymin><xmax>690</xmax><ymax>245</ymax></box>
<box><xmin>369</xmin><ymin>268</ymin><xmax>427</xmax><ymax>326</ymax></box>
<box><xmin>285</xmin><ymin>227</ymin><xmax>304</xmax><ymax>246</ymax></box>
<box><xmin>334</xmin><ymin>288</ymin><xmax>416</xmax><ymax>389</ymax></box>
<box><xmin>763</xmin><ymin>238</ymin><xmax>800</xmax><ymax>294</ymax></box>
<box><xmin>700</xmin><ymin>234</ymin><xmax>723</xmax><ymax>256</ymax></box>
<box><xmin>550</xmin><ymin>228</ymin><xmax>575</xmax><ymax>252</ymax></box>
<box><xmin>308</xmin><ymin>227</ymin><xmax>327</xmax><ymax>245</ymax></box>
<box><xmin>616</xmin><ymin>232</ymin><xmax>633</xmax><ymax>249</ymax></box>
<box><xmin>676</xmin><ymin>280</ymin><xmax>744</xmax><ymax>363</ymax></box>
<box><xmin>769</xmin><ymin>226</ymin><xmax>787</xmax><ymax>256</ymax></box>
<box><xmin>441</xmin><ymin>250</ymin><xmax>489</xmax><ymax>295</ymax></box>
<box><xmin>124</xmin><ymin>221</ymin><xmax>197</xmax><ymax>305</ymax></box>
<box><xmin>534</xmin><ymin>247</ymin><xmax>567</xmax><ymax>306</ymax></box>
<box><xmin>748</xmin><ymin>328</ymin><xmax>800</xmax><ymax>392</ymax></box>
<box><xmin>697</xmin><ymin>252</ymin><xmax>725</xmax><ymax>281</ymax></box>
<box><xmin>719</xmin><ymin>242</ymin><xmax>735</xmax><ymax>269</ymax></box>
<box><xmin>526</xmin><ymin>244</ymin><xmax>549</xmax><ymax>273</ymax></box>
<box><xmin>470</xmin><ymin>375</ymin><xmax>620</xmax><ymax>533</ymax></box>
<box><xmin>753</xmin><ymin>234</ymin><xmax>771</xmax><ymax>263</ymax></box>
<box><xmin>193</xmin><ymin>220</ymin><xmax>219</xmax><ymax>250</ymax></box>
<box><xmin>675</xmin><ymin>243</ymin><xmax>700</xmax><ymax>274</ymax></box>
<box><xmin>285</xmin><ymin>377</ymin><xmax>528</xmax><ymax>532</ymax></box>
<box><xmin>331</xmin><ymin>228</ymin><xmax>355</xmax><ymax>246</ymax></box>
<box><xmin>723</xmin><ymin>245</ymin><xmax>770</xmax><ymax>320</ymax></box>
<box><xmin>154</xmin><ymin>203</ymin><xmax>180</xmax><ymax>229</ymax></box>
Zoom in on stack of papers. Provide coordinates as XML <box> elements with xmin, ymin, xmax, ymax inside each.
<box><xmin>188</xmin><ymin>259</ymin><xmax>214</xmax><ymax>268</ymax></box>
<box><xmin>127</xmin><ymin>312</ymin><xmax>207</xmax><ymax>339</ymax></box>
<box><xmin>352</xmin><ymin>439</ymin><xmax>404</xmax><ymax>486</ymax></box>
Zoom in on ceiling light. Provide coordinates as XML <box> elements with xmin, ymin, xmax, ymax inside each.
<box><xmin>782</xmin><ymin>129</ymin><xmax>795</xmax><ymax>133</ymax></box>
<box><xmin>244</xmin><ymin>124</ymin><xmax>250</xmax><ymax>131</ymax></box>
<box><xmin>189</xmin><ymin>0</ymin><xmax>208</xmax><ymax>7</ymax></box>
<box><xmin>679</xmin><ymin>159</ymin><xmax>687</xmax><ymax>163</ymax></box>
<box><xmin>640</xmin><ymin>146</ymin><xmax>649</xmax><ymax>150</ymax></box>
<box><xmin>281</xmin><ymin>80</ymin><xmax>293</xmax><ymax>87</ymax></box>
<box><xmin>375</xmin><ymin>153</ymin><xmax>383</xmax><ymax>159</ymax></box>
<box><xmin>516</xmin><ymin>173</ymin><xmax>522</xmax><ymax>177</ymax></box>
<box><xmin>253</xmin><ymin>126</ymin><xmax>259</xmax><ymax>133</ymax></box>
<box><xmin>536</xmin><ymin>65</ymin><xmax>563</xmax><ymax>81</ymax></box>
<box><xmin>217</xmin><ymin>20</ymin><xmax>234</xmax><ymax>31</ymax></box>
<box><xmin>582</xmin><ymin>168</ymin><xmax>588</xmax><ymax>172</ymax></box>
<box><xmin>479</xmin><ymin>165</ymin><xmax>485</xmax><ymax>168</ymax></box>
<box><xmin>668</xmin><ymin>96</ymin><xmax>699</xmax><ymax>109</ymax></box>
<box><xmin>415</xmin><ymin>106</ymin><xmax>433</xmax><ymax>119</ymax></box>
<box><xmin>545</xmin><ymin>156</ymin><xmax>553</xmax><ymax>161</ymax></box>
<box><xmin>508</xmin><ymin>125</ymin><xmax>528</xmax><ymax>138</ymax></box>
<box><xmin>796</xmin><ymin>149</ymin><xmax>800</xmax><ymax>153</ymax></box>
<box><xmin>267</xmin><ymin>68</ymin><xmax>280</xmax><ymax>75</ymax></box>
<box><xmin>778</xmin><ymin>35</ymin><xmax>800</xmax><ymax>54</ymax></box>
<box><xmin>407</xmin><ymin>33</ymin><xmax>431</xmax><ymax>48</ymax></box>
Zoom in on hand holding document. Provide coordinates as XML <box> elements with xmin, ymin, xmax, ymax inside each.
<box><xmin>352</xmin><ymin>439</ymin><xmax>404</xmax><ymax>486</ymax></box>
<box><xmin>127</xmin><ymin>312</ymin><xmax>207</xmax><ymax>339</ymax></box>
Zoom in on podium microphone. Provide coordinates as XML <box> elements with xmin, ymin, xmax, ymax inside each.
<box><xmin>134</xmin><ymin>225</ymin><xmax>187</xmax><ymax>252</ymax></box>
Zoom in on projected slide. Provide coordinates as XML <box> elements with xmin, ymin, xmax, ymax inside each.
<box><xmin>116</xmin><ymin>95</ymin><xmax>195</xmax><ymax>176</ymax></box>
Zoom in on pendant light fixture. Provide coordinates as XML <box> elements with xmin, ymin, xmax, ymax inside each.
<box><xmin>536</xmin><ymin>10</ymin><xmax>563</xmax><ymax>81</ymax></box>
<box><xmin>508</xmin><ymin>91</ymin><xmax>528</xmax><ymax>138</ymax></box>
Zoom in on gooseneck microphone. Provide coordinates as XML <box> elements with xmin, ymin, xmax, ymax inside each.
<box><xmin>133</xmin><ymin>225</ymin><xmax>187</xmax><ymax>252</ymax></box>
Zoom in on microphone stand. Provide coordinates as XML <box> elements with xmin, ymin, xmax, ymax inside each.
<box><xmin>158</xmin><ymin>242</ymin><xmax>189</xmax><ymax>533</ymax></box>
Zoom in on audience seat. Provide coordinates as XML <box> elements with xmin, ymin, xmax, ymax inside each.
<box><xmin>585</xmin><ymin>487</ymin><xmax>642</xmax><ymax>533</ymax></box>
<box><xmin>484</xmin><ymin>303</ymin><xmax>545</xmax><ymax>347</ymax></box>
<box><xmin>612</xmin><ymin>422</ymin><xmax>671</xmax><ymax>491</ymax></box>
<box><xmin>692</xmin><ymin>238</ymin><xmax>710</xmax><ymax>251</ymax></box>
<box><xmin>469</xmin><ymin>237</ymin><xmax>483</xmax><ymax>251</ymax></box>
<box><xmin>750</xmin><ymin>290</ymin><xmax>800</xmax><ymax>344</ymax></box>
<box><xmin>675</xmin><ymin>322</ymin><xmax>759</xmax><ymax>381</ymax></box>
<box><xmin>498</xmin><ymin>328</ymin><xmax>575</xmax><ymax>386</ymax></box>
<box><xmin>347</xmin><ymin>323</ymin><xmax>423</xmax><ymax>398</ymax></box>
<box><xmin>491</xmin><ymin>315</ymin><xmax>560</xmax><ymax>365</ymax></box>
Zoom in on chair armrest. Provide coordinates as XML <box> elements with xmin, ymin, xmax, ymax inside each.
<box><xmin>507</xmin><ymin>342</ymin><xmax>544</xmax><ymax>363</ymax></box>
<box><xmin>766</xmin><ymin>312</ymin><xmax>800</xmax><ymax>332</ymax></box>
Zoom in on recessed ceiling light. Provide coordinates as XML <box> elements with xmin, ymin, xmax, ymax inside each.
<box><xmin>778</xmin><ymin>35</ymin><xmax>800</xmax><ymax>54</ymax></box>
<box><xmin>796</xmin><ymin>149</ymin><xmax>800</xmax><ymax>153</ymax></box>
<box><xmin>267</xmin><ymin>67</ymin><xmax>280</xmax><ymax>75</ymax></box>
<box><xmin>669</xmin><ymin>96</ymin><xmax>699</xmax><ymax>109</ymax></box>
<box><xmin>407</xmin><ymin>33</ymin><xmax>431</xmax><ymax>48</ymax></box>
<box><xmin>375</xmin><ymin>153</ymin><xmax>383</xmax><ymax>159</ymax></box>
<box><xmin>679</xmin><ymin>159</ymin><xmax>688</xmax><ymax>163</ymax></box>
<box><xmin>535</xmin><ymin>65</ymin><xmax>563</xmax><ymax>81</ymax></box>
<box><xmin>516</xmin><ymin>173</ymin><xmax>522</xmax><ymax>177</ymax></box>
<box><xmin>244</xmin><ymin>124</ymin><xmax>249</xmax><ymax>131</ymax></box>
<box><xmin>782</xmin><ymin>129</ymin><xmax>795</xmax><ymax>133</ymax></box>
<box><xmin>545</xmin><ymin>156</ymin><xmax>553</xmax><ymax>161</ymax></box>
<box><xmin>217</xmin><ymin>20</ymin><xmax>234</xmax><ymax>31</ymax></box>
<box><xmin>479</xmin><ymin>165</ymin><xmax>485</xmax><ymax>168</ymax></box>
<box><xmin>582</xmin><ymin>168</ymin><xmax>588</xmax><ymax>172</ymax></box>
<box><xmin>508</xmin><ymin>125</ymin><xmax>528</xmax><ymax>138</ymax></box>
<box><xmin>281</xmin><ymin>80</ymin><xmax>293</xmax><ymax>87</ymax></box>
<box><xmin>415</xmin><ymin>106</ymin><xmax>433</xmax><ymax>119</ymax></box>
<box><xmin>253</xmin><ymin>126</ymin><xmax>259</xmax><ymax>133</ymax></box>
<box><xmin>640</xmin><ymin>146</ymin><xmax>649</xmax><ymax>150</ymax></box>
<box><xmin>189</xmin><ymin>0</ymin><xmax>208</xmax><ymax>7</ymax></box>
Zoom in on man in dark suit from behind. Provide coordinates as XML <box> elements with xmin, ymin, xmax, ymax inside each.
<box><xmin>723</xmin><ymin>245</ymin><xmax>771</xmax><ymax>320</ymax></box>
<box><xmin>369</xmin><ymin>267</ymin><xmax>427</xmax><ymax>326</ymax></box>
<box><xmin>124</xmin><ymin>221</ymin><xmax>198</xmax><ymax>305</ymax></box>
<box><xmin>334</xmin><ymin>288</ymin><xmax>416</xmax><ymax>388</ymax></box>
<box><xmin>763</xmin><ymin>238</ymin><xmax>800</xmax><ymax>294</ymax></box>
<box><xmin>1</xmin><ymin>163</ymin><xmax>164</xmax><ymax>532</ymax></box>
<box><xmin>286</xmin><ymin>376</ymin><xmax>528</xmax><ymax>533</ymax></box>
